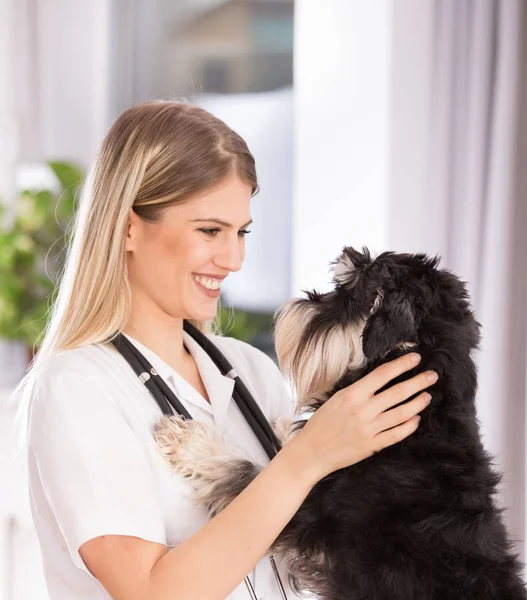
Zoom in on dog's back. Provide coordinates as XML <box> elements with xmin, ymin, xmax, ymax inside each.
<box><xmin>273</xmin><ymin>247</ymin><xmax>527</xmax><ymax>600</ymax></box>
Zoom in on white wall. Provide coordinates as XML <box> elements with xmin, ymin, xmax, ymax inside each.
<box><xmin>198</xmin><ymin>89</ymin><xmax>293</xmax><ymax>312</ymax></box>
<box><xmin>292</xmin><ymin>0</ymin><xmax>393</xmax><ymax>295</ymax></box>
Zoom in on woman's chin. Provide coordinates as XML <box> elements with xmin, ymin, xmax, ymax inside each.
<box><xmin>187</xmin><ymin>305</ymin><xmax>219</xmax><ymax>323</ymax></box>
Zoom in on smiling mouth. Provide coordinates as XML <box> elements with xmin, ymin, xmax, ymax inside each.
<box><xmin>192</xmin><ymin>274</ymin><xmax>222</xmax><ymax>298</ymax></box>
<box><xmin>192</xmin><ymin>274</ymin><xmax>222</xmax><ymax>290</ymax></box>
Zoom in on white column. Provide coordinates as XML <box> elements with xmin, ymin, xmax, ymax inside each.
<box><xmin>0</xmin><ymin>0</ymin><xmax>18</xmax><ymax>226</ymax></box>
<box><xmin>35</xmin><ymin>0</ymin><xmax>112</xmax><ymax>168</ymax></box>
<box><xmin>292</xmin><ymin>0</ymin><xmax>393</xmax><ymax>295</ymax></box>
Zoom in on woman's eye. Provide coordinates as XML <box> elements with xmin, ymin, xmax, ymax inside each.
<box><xmin>198</xmin><ymin>228</ymin><xmax>251</xmax><ymax>238</ymax></box>
<box><xmin>199</xmin><ymin>228</ymin><xmax>221</xmax><ymax>237</ymax></box>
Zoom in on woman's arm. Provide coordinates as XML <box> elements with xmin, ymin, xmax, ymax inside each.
<box><xmin>80</xmin><ymin>437</ymin><xmax>315</xmax><ymax>600</ymax></box>
<box><xmin>80</xmin><ymin>353</ymin><xmax>432</xmax><ymax>600</ymax></box>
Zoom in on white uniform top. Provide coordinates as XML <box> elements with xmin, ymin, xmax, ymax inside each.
<box><xmin>27</xmin><ymin>330</ymin><xmax>298</xmax><ymax>600</ymax></box>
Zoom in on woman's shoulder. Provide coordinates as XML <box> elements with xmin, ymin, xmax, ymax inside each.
<box><xmin>34</xmin><ymin>343</ymin><xmax>114</xmax><ymax>388</ymax></box>
<box><xmin>28</xmin><ymin>343</ymin><xmax>139</xmax><ymax>439</ymax></box>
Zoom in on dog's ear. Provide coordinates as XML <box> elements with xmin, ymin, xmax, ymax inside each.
<box><xmin>362</xmin><ymin>287</ymin><xmax>418</xmax><ymax>360</ymax></box>
<box><xmin>274</xmin><ymin>295</ymin><xmax>362</xmax><ymax>408</ymax></box>
<box><xmin>330</xmin><ymin>246</ymin><xmax>372</xmax><ymax>286</ymax></box>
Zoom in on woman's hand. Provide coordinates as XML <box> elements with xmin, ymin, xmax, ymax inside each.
<box><xmin>287</xmin><ymin>353</ymin><xmax>437</xmax><ymax>484</ymax></box>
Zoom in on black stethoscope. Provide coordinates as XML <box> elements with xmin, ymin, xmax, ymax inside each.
<box><xmin>110</xmin><ymin>320</ymin><xmax>289</xmax><ymax>600</ymax></box>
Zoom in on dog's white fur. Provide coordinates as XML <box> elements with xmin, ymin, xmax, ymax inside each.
<box><xmin>274</xmin><ymin>299</ymin><xmax>367</xmax><ymax>409</ymax></box>
<box><xmin>331</xmin><ymin>252</ymin><xmax>357</xmax><ymax>285</ymax></box>
<box><xmin>152</xmin><ymin>412</ymin><xmax>319</xmax><ymax>589</ymax></box>
<box><xmin>152</xmin><ymin>414</ymin><xmax>298</xmax><ymax>515</ymax></box>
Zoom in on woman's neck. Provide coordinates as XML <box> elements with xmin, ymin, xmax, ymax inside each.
<box><xmin>122</xmin><ymin>316</ymin><xmax>190</xmax><ymax>372</ymax></box>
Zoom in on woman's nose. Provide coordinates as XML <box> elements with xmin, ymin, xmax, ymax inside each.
<box><xmin>214</xmin><ymin>237</ymin><xmax>244</xmax><ymax>272</ymax></box>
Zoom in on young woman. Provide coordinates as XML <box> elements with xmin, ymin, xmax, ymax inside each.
<box><xmin>17</xmin><ymin>100</ymin><xmax>434</xmax><ymax>600</ymax></box>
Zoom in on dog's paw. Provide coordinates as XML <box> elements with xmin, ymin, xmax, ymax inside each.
<box><xmin>151</xmin><ymin>415</ymin><xmax>218</xmax><ymax>479</ymax></box>
<box><xmin>273</xmin><ymin>415</ymin><xmax>300</xmax><ymax>445</ymax></box>
<box><xmin>151</xmin><ymin>415</ymin><xmax>247</xmax><ymax>482</ymax></box>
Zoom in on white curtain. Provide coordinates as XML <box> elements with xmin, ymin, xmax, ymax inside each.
<box><xmin>390</xmin><ymin>0</ymin><xmax>527</xmax><ymax>562</ymax></box>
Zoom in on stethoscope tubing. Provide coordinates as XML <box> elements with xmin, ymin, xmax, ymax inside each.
<box><xmin>109</xmin><ymin>323</ymin><xmax>290</xmax><ymax>598</ymax></box>
<box><xmin>182</xmin><ymin>321</ymin><xmax>282</xmax><ymax>457</ymax></box>
<box><xmin>112</xmin><ymin>333</ymin><xmax>193</xmax><ymax>419</ymax></box>
<box><xmin>111</xmin><ymin>322</ymin><xmax>282</xmax><ymax>459</ymax></box>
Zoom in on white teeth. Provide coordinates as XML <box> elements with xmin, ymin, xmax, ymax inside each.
<box><xmin>193</xmin><ymin>275</ymin><xmax>221</xmax><ymax>290</ymax></box>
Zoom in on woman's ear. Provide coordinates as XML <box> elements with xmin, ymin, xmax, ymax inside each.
<box><xmin>362</xmin><ymin>288</ymin><xmax>418</xmax><ymax>360</ymax></box>
<box><xmin>125</xmin><ymin>207</ymin><xmax>139</xmax><ymax>252</ymax></box>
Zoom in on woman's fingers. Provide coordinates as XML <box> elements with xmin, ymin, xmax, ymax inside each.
<box><xmin>292</xmin><ymin>352</ymin><xmax>438</xmax><ymax>480</ymax></box>
<box><xmin>355</xmin><ymin>353</ymin><xmax>423</xmax><ymax>397</ymax></box>
<box><xmin>372</xmin><ymin>413</ymin><xmax>422</xmax><ymax>452</ymax></box>
<box><xmin>372</xmin><ymin>391</ymin><xmax>432</xmax><ymax>434</ymax></box>
<box><xmin>367</xmin><ymin>369</ymin><xmax>438</xmax><ymax>419</ymax></box>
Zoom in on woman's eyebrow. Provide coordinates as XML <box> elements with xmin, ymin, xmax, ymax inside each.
<box><xmin>188</xmin><ymin>218</ymin><xmax>253</xmax><ymax>228</ymax></box>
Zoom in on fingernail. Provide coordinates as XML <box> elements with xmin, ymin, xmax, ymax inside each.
<box><xmin>428</xmin><ymin>371</ymin><xmax>438</xmax><ymax>382</ymax></box>
<box><xmin>411</xmin><ymin>353</ymin><xmax>422</xmax><ymax>363</ymax></box>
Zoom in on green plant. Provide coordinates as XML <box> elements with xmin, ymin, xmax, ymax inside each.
<box><xmin>0</xmin><ymin>162</ymin><xmax>83</xmax><ymax>347</ymax></box>
<box><xmin>217</xmin><ymin>305</ymin><xmax>272</xmax><ymax>344</ymax></box>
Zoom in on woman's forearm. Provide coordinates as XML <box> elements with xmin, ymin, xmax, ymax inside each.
<box><xmin>149</xmin><ymin>436</ymin><xmax>317</xmax><ymax>600</ymax></box>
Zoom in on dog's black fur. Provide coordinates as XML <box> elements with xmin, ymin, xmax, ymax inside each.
<box><xmin>269</xmin><ymin>246</ymin><xmax>527</xmax><ymax>599</ymax></box>
<box><xmin>162</xmin><ymin>246</ymin><xmax>527</xmax><ymax>599</ymax></box>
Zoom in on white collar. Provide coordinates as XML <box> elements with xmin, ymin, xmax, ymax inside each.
<box><xmin>122</xmin><ymin>331</ymin><xmax>235</xmax><ymax>431</ymax></box>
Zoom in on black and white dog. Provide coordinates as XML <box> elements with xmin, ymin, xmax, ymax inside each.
<box><xmin>153</xmin><ymin>246</ymin><xmax>527</xmax><ymax>600</ymax></box>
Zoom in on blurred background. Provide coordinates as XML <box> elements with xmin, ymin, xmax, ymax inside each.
<box><xmin>0</xmin><ymin>0</ymin><xmax>526</xmax><ymax>598</ymax></box>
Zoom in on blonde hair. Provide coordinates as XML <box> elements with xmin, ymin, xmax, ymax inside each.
<box><xmin>9</xmin><ymin>99</ymin><xmax>258</xmax><ymax>454</ymax></box>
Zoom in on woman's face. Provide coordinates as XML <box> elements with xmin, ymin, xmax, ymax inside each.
<box><xmin>125</xmin><ymin>174</ymin><xmax>253</xmax><ymax>322</ymax></box>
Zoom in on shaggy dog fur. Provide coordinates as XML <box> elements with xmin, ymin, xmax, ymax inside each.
<box><xmin>152</xmin><ymin>246</ymin><xmax>527</xmax><ymax>600</ymax></box>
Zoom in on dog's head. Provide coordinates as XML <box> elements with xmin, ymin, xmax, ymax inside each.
<box><xmin>274</xmin><ymin>246</ymin><xmax>481</xmax><ymax>408</ymax></box>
